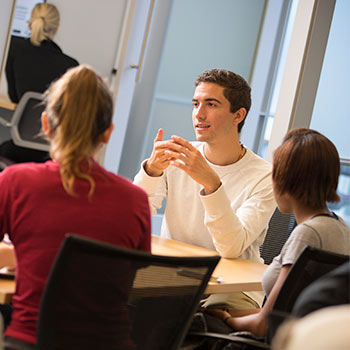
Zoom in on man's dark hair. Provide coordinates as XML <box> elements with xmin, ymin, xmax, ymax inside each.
<box><xmin>195</xmin><ymin>69</ymin><xmax>251</xmax><ymax>132</ymax></box>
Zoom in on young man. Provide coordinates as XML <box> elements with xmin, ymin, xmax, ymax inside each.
<box><xmin>134</xmin><ymin>69</ymin><xmax>276</xmax><ymax>309</ymax></box>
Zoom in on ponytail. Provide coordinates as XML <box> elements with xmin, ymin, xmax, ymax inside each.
<box><xmin>29</xmin><ymin>3</ymin><xmax>60</xmax><ymax>46</ymax></box>
<box><xmin>44</xmin><ymin>65</ymin><xmax>113</xmax><ymax>197</ymax></box>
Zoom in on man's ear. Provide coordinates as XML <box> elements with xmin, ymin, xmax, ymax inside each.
<box><xmin>41</xmin><ymin>111</ymin><xmax>52</xmax><ymax>136</ymax></box>
<box><xmin>233</xmin><ymin>107</ymin><xmax>247</xmax><ymax>125</ymax></box>
<box><xmin>101</xmin><ymin>123</ymin><xmax>114</xmax><ymax>144</ymax></box>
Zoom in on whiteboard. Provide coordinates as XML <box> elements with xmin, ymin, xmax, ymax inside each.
<box><xmin>11</xmin><ymin>0</ymin><xmax>44</xmax><ymax>37</ymax></box>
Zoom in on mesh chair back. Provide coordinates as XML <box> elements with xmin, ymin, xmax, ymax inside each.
<box><xmin>260</xmin><ymin>208</ymin><xmax>296</xmax><ymax>265</ymax></box>
<box><xmin>37</xmin><ymin>234</ymin><xmax>220</xmax><ymax>350</ymax></box>
<box><xmin>10</xmin><ymin>91</ymin><xmax>49</xmax><ymax>151</ymax></box>
<box><xmin>267</xmin><ymin>246</ymin><xmax>349</xmax><ymax>342</ymax></box>
<box><xmin>273</xmin><ymin>246</ymin><xmax>349</xmax><ymax>312</ymax></box>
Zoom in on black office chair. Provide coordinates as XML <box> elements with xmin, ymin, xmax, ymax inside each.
<box><xmin>260</xmin><ymin>208</ymin><xmax>296</xmax><ymax>265</ymax></box>
<box><xmin>0</xmin><ymin>91</ymin><xmax>49</xmax><ymax>168</ymax></box>
<box><xmin>266</xmin><ymin>246</ymin><xmax>349</xmax><ymax>342</ymax></box>
<box><xmin>36</xmin><ymin>234</ymin><xmax>220</xmax><ymax>350</ymax></box>
<box><xmin>189</xmin><ymin>246</ymin><xmax>349</xmax><ymax>350</ymax></box>
<box><xmin>9</xmin><ymin>91</ymin><xmax>48</xmax><ymax>152</ymax></box>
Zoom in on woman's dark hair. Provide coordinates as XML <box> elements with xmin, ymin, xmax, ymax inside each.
<box><xmin>273</xmin><ymin>128</ymin><xmax>340</xmax><ymax>209</ymax></box>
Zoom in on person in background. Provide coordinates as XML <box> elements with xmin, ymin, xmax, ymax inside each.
<box><xmin>271</xmin><ymin>305</ymin><xmax>350</xmax><ymax>350</ymax></box>
<box><xmin>134</xmin><ymin>69</ymin><xmax>276</xmax><ymax>310</ymax></box>
<box><xmin>0</xmin><ymin>65</ymin><xmax>151</xmax><ymax>349</ymax></box>
<box><xmin>1</xmin><ymin>2</ymin><xmax>79</xmax><ymax>163</ymax></box>
<box><xmin>206</xmin><ymin>128</ymin><xmax>350</xmax><ymax>338</ymax></box>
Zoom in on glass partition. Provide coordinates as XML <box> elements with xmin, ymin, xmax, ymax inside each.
<box><xmin>309</xmin><ymin>0</ymin><xmax>350</xmax><ymax>225</ymax></box>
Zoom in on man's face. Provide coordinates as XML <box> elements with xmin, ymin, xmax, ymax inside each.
<box><xmin>192</xmin><ymin>82</ymin><xmax>237</xmax><ymax>145</ymax></box>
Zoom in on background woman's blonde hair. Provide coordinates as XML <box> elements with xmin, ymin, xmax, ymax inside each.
<box><xmin>29</xmin><ymin>3</ymin><xmax>60</xmax><ymax>46</ymax></box>
<box><xmin>44</xmin><ymin>65</ymin><xmax>113</xmax><ymax>197</ymax></box>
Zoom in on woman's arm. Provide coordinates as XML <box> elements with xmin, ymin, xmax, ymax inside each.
<box><xmin>228</xmin><ymin>265</ymin><xmax>291</xmax><ymax>337</ymax></box>
<box><xmin>206</xmin><ymin>265</ymin><xmax>291</xmax><ymax>338</ymax></box>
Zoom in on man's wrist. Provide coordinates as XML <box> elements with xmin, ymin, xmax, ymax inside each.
<box><xmin>203</xmin><ymin>180</ymin><xmax>222</xmax><ymax>195</ymax></box>
<box><xmin>144</xmin><ymin>161</ymin><xmax>163</xmax><ymax>177</ymax></box>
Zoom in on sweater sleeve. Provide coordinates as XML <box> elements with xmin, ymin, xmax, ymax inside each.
<box><xmin>133</xmin><ymin>160</ymin><xmax>167</xmax><ymax>216</ymax></box>
<box><xmin>200</xmin><ymin>174</ymin><xmax>276</xmax><ymax>258</ymax></box>
<box><xmin>279</xmin><ymin>223</ymin><xmax>322</xmax><ymax>266</ymax></box>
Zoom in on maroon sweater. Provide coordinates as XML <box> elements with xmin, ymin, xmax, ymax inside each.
<box><xmin>0</xmin><ymin>160</ymin><xmax>151</xmax><ymax>344</ymax></box>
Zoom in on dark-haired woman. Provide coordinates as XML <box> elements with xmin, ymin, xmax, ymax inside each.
<box><xmin>207</xmin><ymin>128</ymin><xmax>350</xmax><ymax>338</ymax></box>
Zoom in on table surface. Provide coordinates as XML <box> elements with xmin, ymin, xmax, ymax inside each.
<box><xmin>152</xmin><ymin>235</ymin><xmax>267</xmax><ymax>294</ymax></box>
<box><xmin>0</xmin><ymin>97</ymin><xmax>16</xmax><ymax>111</ymax></box>
<box><xmin>0</xmin><ymin>235</ymin><xmax>267</xmax><ymax>303</ymax></box>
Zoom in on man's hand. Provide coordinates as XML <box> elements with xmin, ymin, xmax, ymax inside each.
<box><xmin>144</xmin><ymin>128</ymin><xmax>175</xmax><ymax>177</ymax></box>
<box><xmin>165</xmin><ymin>135</ymin><xmax>221</xmax><ymax>194</ymax></box>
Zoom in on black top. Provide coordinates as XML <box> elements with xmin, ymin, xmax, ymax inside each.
<box><xmin>5</xmin><ymin>36</ymin><xmax>79</xmax><ymax>103</ymax></box>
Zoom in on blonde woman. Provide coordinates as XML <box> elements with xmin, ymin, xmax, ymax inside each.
<box><xmin>2</xmin><ymin>3</ymin><xmax>79</xmax><ymax>164</ymax></box>
<box><xmin>0</xmin><ymin>65</ymin><xmax>151</xmax><ymax>349</ymax></box>
<box><xmin>6</xmin><ymin>2</ymin><xmax>78</xmax><ymax>103</ymax></box>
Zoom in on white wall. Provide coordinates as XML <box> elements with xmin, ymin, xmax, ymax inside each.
<box><xmin>53</xmin><ymin>0</ymin><xmax>127</xmax><ymax>80</ymax></box>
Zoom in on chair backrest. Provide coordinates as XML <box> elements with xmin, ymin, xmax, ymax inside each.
<box><xmin>267</xmin><ymin>246</ymin><xmax>349</xmax><ymax>343</ymax></box>
<box><xmin>37</xmin><ymin>234</ymin><xmax>220</xmax><ymax>350</ymax></box>
<box><xmin>273</xmin><ymin>246</ymin><xmax>349</xmax><ymax>313</ymax></box>
<box><xmin>260</xmin><ymin>208</ymin><xmax>296</xmax><ymax>265</ymax></box>
<box><xmin>10</xmin><ymin>91</ymin><xmax>49</xmax><ymax>152</ymax></box>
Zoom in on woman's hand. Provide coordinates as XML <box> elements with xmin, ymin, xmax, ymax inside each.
<box><xmin>205</xmin><ymin>307</ymin><xmax>264</xmax><ymax>335</ymax></box>
<box><xmin>227</xmin><ymin>312</ymin><xmax>267</xmax><ymax>338</ymax></box>
<box><xmin>205</xmin><ymin>308</ymin><xmax>231</xmax><ymax>322</ymax></box>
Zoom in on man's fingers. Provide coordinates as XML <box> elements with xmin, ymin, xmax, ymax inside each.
<box><xmin>170</xmin><ymin>135</ymin><xmax>193</xmax><ymax>150</ymax></box>
<box><xmin>154</xmin><ymin>128</ymin><xmax>164</xmax><ymax>143</ymax></box>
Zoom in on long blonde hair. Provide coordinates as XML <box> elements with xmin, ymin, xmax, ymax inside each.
<box><xmin>29</xmin><ymin>3</ymin><xmax>60</xmax><ymax>46</ymax></box>
<box><xmin>44</xmin><ymin>65</ymin><xmax>113</xmax><ymax>197</ymax></box>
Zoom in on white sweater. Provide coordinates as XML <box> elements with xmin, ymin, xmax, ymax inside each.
<box><xmin>134</xmin><ymin>143</ymin><xmax>276</xmax><ymax>262</ymax></box>
<box><xmin>134</xmin><ymin>143</ymin><xmax>276</xmax><ymax>305</ymax></box>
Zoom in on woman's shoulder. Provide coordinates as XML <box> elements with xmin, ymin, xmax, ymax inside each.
<box><xmin>0</xmin><ymin>161</ymin><xmax>54</xmax><ymax>187</ymax></box>
<box><xmin>7</xmin><ymin>36</ymin><xmax>28</xmax><ymax>55</ymax></box>
<box><xmin>47</xmin><ymin>40</ymin><xmax>79</xmax><ymax>65</ymax></box>
<box><xmin>286</xmin><ymin>214</ymin><xmax>350</xmax><ymax>255</ymax></box>
<box><xmin>302</xmin><ymin>214</ymin><xmax>350</xmax><ymax>233</ymax></box>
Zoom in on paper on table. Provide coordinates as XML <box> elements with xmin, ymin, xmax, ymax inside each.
<box><xmin>0</xmin><ymin>267</ymin><xmax>15</xmax><ymax>279</ymax></box>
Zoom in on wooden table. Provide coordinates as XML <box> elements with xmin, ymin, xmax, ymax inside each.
<box><xmin>0</xmin><ymin>96</ymin><xmax>16</xmax><ymax>127</ymax></box>
<box><xmin>152</xmin><ymin>235</ymin><xmax>267</xmax><ymax>294</ymax></box>
<box><xmin>0</xmin><ymin>278</ymin><xmax>15</xmax><ymax>304</ymax></box>
<box><xmin>0</xmin><ymin>96</ymin><xmax>16</xmax><ymax>111</ymax></box>
<box><xmin>0</xmin><ymin>235</ymin><xmax>267</xmax><ymax>303</ymax></box>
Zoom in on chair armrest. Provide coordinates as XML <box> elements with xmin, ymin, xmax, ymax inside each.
<box><xmin>0</xmin><ymin>117</ymin><xmax>12</xmax><ymax>127</ymax></box>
